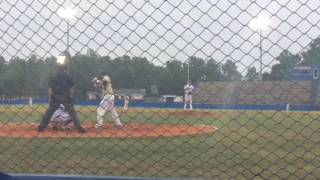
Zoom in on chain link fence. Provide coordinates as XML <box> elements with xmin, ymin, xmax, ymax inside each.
<box><xmin>1</xmin><ymin>0</ymin><xmax>320</xmax><ymax>179</ymax></box>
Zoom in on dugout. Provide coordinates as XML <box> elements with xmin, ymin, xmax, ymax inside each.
<box><xmin>160</xmin><ymin>95</ymin><xmax>183</xmax><ymax>103</ymax></box>
<box><xmin>114</xmin><ymin>89</ymin><xmax>146</xmax><ymax>102</ymax></box>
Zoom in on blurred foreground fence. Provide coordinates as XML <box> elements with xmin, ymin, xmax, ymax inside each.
<box><xmin>1</xmin><ymin>0</ymin><xmax>320</xmax><ymax>179</ymax></box>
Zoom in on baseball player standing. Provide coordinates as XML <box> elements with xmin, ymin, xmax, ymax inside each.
<box><xmin>183</xmin><ymin>80</ymin><xmax>194</xmax><ymax>110</ymax></box>
<box><xmin>123</xmin><ymin>95</ymin><xmax>130</xmax><ymax>111</ymax></box>
<box><xmin>92</xmin><ymin>75</ymin><xmax>123</xmax><ymax>129</ymax></box>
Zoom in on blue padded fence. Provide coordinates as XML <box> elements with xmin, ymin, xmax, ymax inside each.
<box><xmin>1</xmin><ymin>98</ymin><xmax>320</xmax><ymax>112</ymax></box>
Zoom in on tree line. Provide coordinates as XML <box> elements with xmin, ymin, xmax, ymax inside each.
<box><xmin>0</xmin><ymin>52</ymin><xmax>242</xmax><ymax>99</ymax></box>
<box><xmin>246</xmin><ymin>37</ymin><xmax>320</xmax><ymax>81</ymax></box>
<box><xmin>0</xmin><ymin>37</ymin><xmax>319</xmax><ymax>99</ymax></box>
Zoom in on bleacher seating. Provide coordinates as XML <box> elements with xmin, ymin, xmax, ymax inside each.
<box><xmin>193</xmin><ymin>82</ymin><xmax>237</xmax><ymax>104</ymax></box>
<box><xmin>194</xmin><ymin>81</ymin><xmax>312</xmax><ymax>105</ymax></box>
<box><xmin>237</xmin><ymin>81</ymin><xmax>311</xmax><ymax>105</ymax></box>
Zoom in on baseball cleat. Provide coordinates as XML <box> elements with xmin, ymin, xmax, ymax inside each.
<box><xmin>95</xmin><ymin>124</ymin><xmax>103</xmax><ymax>129</ymax></box>
<box><xmin>78</xmin><ymin>127</ymin><xmax>87</xmax><ymax>133</ymax></box>
<box><xmin>61</xmin><ymin>126</ymin><xmax>71</xmax><ymax>131</ymax></box>
<box><xmin>37</xmin><ymin>126</ymin><xmax>45</xmax><ymax>132</ymax></box>
<box><xmin>114</xmin><ymin>124</ymin><xmax>124</xmax><ymax>129</ymax></box>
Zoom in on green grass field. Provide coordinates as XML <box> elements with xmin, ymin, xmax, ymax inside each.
<box><xmin>0</xmin><ymin>105</ymin><xmax>320</xmax><ymax>179</ymax></box>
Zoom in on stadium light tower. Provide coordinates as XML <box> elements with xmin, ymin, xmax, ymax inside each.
<box><xmin>250</xmin><ymin>15</ymin><xmax>271</xmax><ymax>79</ymax></box>
<box><xmin>187</xmin><ymin>60</ymin><xmax>190</xmax><ymax>82</ymax></box>
<box><xmin>57</xmin><ymin>7</ymin><xmax>76</xmax><ymax>72</ymax></box>
<box><xmin>59</xmin><ymin>7</ymin><xmax>76</xmax><ymax>52</ymax></box>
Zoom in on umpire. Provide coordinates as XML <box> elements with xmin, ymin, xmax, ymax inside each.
<box><xmin>38</xmin><ymin>65</ymin><xmax>86</xmax><ymax>133</ymax></box>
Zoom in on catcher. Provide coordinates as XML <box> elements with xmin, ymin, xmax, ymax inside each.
<box><xmin>183</xmin><ymin>80</ymin><xmax>194</xmax><ymax>110</ymax></box>
<box><xmin>49</xmin><ymin>104</ymin><xmax>73</xmax><ymax>130</ymax></box>
<box><xmin>92</xmin><ymin>74</ymin><xmax>123</xmax><ymax>129</ymax></box>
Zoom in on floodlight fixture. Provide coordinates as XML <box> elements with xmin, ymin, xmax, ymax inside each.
<box><xmin>250</xmin><ymin>15</ymin><xmax>271</xmax><ymax>31</ymax></box>
<box><xmin>59</xmin><ymin>7</ymin><xmax>76</xmax><ymax>20</ymax></box>
<box><xmin>56</xmin><ymin>55</ymin><xmax>66</xmax><ymax>65</ymax></box>
<box><xmin>250</xmin><ymin>15</ymin><xmax>271</xmax><ymax>79</ymax></box>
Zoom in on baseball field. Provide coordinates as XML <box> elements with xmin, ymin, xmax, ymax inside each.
<box><xmin>0</xmin><ymin>105</ymin><xmax>319</xmax><ymax>179</ymax></box>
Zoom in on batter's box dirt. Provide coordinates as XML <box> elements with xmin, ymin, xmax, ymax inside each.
<box><xmin>0</xmin><ymin>123</ymin><xmax>218</xmax><ymax>138</ymax></box>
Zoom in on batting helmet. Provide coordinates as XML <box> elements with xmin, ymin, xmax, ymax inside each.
<box><xmin>102</xmin><ymin>75</ymin><xmax>111</xmax><ymax>83</ymax></box>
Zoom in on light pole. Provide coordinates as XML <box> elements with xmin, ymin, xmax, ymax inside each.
<box><xmin>58</xmin><ymin>7</ymin><xmax>76</xmax><ymax>72</ymax></box>
<box><xmin>250</xmin><ymin>16</ymin><xmax>271</xmax><ymax>79</ymax></box>
<box><xmin>59</xmin><ymin>7</ymin><xmax>76</xmax><ymax>52</ymax></box>
<box><xmin>187</xmin><ymin>60</ymin><xmax>190</xmax><ymax>82</ymax></box>
<box><xmin>259</xmin><ymin>28</ymin><xmax>262</xmax><ymax>78</ymax></box>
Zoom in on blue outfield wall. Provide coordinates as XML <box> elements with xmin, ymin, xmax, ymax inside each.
<box><xmin>1</xmin><ymin>98</ymin><xmax>320</xmax><ymax>112</ymax></box>
<box><xmin>115</xmin><ymin>101</ymin><xmax>320</xmax><ymax>111</ymax></box>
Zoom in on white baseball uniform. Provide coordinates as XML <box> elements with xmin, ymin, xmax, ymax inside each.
<box><xmin>184</xmin><ymin>82</ymin><xmax>194</xmax><ymax>110</ymax></box>
<box><xmin>123</xmin><ymin>96</ymin><xmax>129</xmax><ymax>111</ymax></box>
<box><xmin>95</xmin><ymin>75</ymin><xmax>123</xmax><ymax>128</ymax></box>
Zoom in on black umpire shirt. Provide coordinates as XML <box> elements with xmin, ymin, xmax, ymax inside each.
<box><xmin>49</xmin><ymin>71</ymin><xmax>74</xmax><ymax>98</ymax></box>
